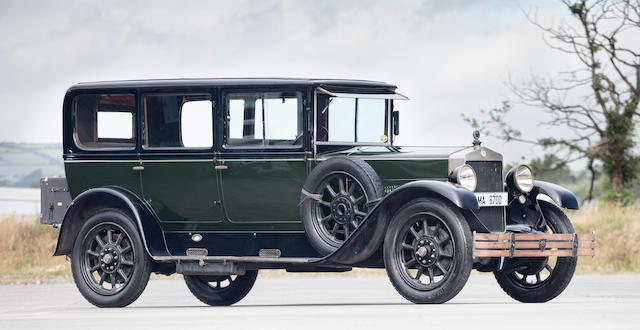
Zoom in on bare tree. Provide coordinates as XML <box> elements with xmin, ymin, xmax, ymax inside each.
<box><xmin>465</xmin><ymin>0</ymin><xmax>640</xmax><ymax>200</ymax></box>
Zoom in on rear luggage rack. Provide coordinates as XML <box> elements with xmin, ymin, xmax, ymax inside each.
<box><xmin>472</xmin><ymin>232</ymin><xmax>596</xmax><ymax>258</ymax></box>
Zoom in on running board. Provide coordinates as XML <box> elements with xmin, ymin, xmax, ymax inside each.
<box><xmin>472</xmin><ymin>232</ymin><xmax>596</xmax><ymax>258</ymax></box>
<box><xmin>152</xmin><ymin>255</ymin><xmax>319</xmax><ymax>264</ymax></box>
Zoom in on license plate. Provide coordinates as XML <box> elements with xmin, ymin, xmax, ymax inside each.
<box><xmin>475</xmin><ymin>192</ymin><xmax>508</xmax><ymax>207</ymax></box>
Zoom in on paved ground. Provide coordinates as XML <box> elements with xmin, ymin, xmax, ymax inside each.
<box><xmin>0</xmin><ymin>274</ymin><xmax>638</xmax><ymax>329</ymax></box>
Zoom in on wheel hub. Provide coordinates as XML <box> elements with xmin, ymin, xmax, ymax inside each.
<box><xmin>330</xmin><ymin>196</ymin><xmax>354</xmax><ymax>224</ymax></box>
<box><xmin>415</xmin><ymin>237</ymin><xmax>438</xmax><ymax>267</ymax></box>
<box><xmin>100</xmin><ymin>246</ymin><xmax>120</xmax><ymax>273</ymax></box>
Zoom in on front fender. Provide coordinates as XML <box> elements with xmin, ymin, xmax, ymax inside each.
<box><xmin>53</xmin><ymin>187</ymin><xmax>169</xmax><ymax>257</ymax></box>
<box><xmin>387</xmin><ymin>180</ymin><xmax>480</xmax><ymax>210</ymax></box>
<box><xmin>533</xmin><ymin>181</ymin><xmax>579</xmax><ymax>210</ymax></box>
<box><xmin>315</xmin><ymin>180</ymin><xmax>478</xmax><ymax>265</ymax></box>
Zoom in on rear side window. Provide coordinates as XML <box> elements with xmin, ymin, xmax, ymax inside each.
<box><xmin>225</xmin><ymin>91</ymin><xmax>303</xmax><ymax>148</ymax></box>
<box><xmin>143</xmin><ymin>94</ymin><xmax>213</xmax><ymax>149</ymax></box>
<box><xmin>73</xmin><ymin>94</ymin><xmax>136</xmax><ymax>150</ymax></box>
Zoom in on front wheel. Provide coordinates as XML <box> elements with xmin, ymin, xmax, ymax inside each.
<box><xmin>70</xmin><ymin>208</ymin><xmax>151</xmax><ymax>307</ymax></box>
<box><xmin>494</xmin><ymin>201</ymin><xmax>577</xmax><ymax>303</ymax></box>
<box><xmin>184</xmin><ymin>270</ymin><xmax>258</xmax><ymax>306</ymax></box>
<box><xmin>384</xmin><ymin>198</ymin><xmax>473</xmax><ymax>304</ymax></box>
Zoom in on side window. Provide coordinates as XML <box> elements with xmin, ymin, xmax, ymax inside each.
<box><xmin>225</xmin><ymin>91</ymin><xmax>303</xmax><ymax>148</ymax></box>
<box><xmin>143</xmin><ymin>94</ymin><xmax>213</xmax><ymax>149</ymax></box>
<box><xmin>74</xmin><ymin>94</ymin><xmax>136</xmax><ymax>150</ymax></box>
<box><xmin>317</xmin><ymin>95</ymin><xmax>388</xmax><ymax>144</ymax></box>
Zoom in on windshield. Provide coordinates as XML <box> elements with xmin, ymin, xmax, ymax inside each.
<box><xmin>316</xmin><ymin>95</ymin><xmax>389</xmax><ymax>144</ymax></box>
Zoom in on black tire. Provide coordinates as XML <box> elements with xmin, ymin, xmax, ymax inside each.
<box><xmin>300</xmin><ymin>156</ymin><xmax>385</xmax><ymax>256</ymax></box>
<box><xmin>71</xmin><ymin>208</ymin><xmax>151</xmax><ymax>307</ymax></box>
<box><xmin>494</xmin><ymin>200</ymin><xmax>577</xmax><ymax>303</ymax></box>
<box><xmin>184</xmin><ymin>270</ymin><xmax>258</xmax><ymax>306</ymax></box>
<box><xmin>384</xmin><ymin>198</ymin><xmax>473</xmax><ymax>304</ymax></box>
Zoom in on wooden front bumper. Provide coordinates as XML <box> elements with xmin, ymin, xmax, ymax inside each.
<box><xmin>472</xmin><ymin>232</ymin><xmax>596</xmax><ymax>258</ymax></box>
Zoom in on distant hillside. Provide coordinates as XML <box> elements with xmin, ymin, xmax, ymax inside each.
<box><xmin>0</xmin><ymin>142</ymin><xmax>64</xmax><ymax>187</ymax></box>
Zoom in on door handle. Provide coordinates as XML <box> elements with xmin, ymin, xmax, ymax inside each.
<box><xmin>214</xmin><ymin>165</ymin><xmax>228</xmax><ymax>170</ymax></box>
<box><xmin>132</xmin><ymin>165</ymin><xmax>145</xmax><ymax>171</ymax></box>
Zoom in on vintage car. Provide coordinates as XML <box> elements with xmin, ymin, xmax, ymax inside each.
<box><xmin>41</xmin><ymin>78</ymin><xmax>595</xmax><ymax>307</ymax></box>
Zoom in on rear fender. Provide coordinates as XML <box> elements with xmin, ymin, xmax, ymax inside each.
<box><xmin>53</xmin><ymin>187</ymin><xmax>169</xmax><ymax>257</ymax></box>
<box><xmin>316</xmin><ymin>180</ymin><xmax>479</xmax><ymax>265</ymax></box>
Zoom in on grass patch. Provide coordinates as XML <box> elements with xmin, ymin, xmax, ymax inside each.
<box><xmin>0</xmin><ymin>202</ymin><xmax>638</xmax><ymax>284</ymax></box>
<box><xmin>0</xmin><ymin>215</ymin><xmax>71</xmax><ymax>284</ymax></box>
<box><xmin>570</xmin><ymin>202</ymin><xmax>640</xmax><ymax>273</ymax></box>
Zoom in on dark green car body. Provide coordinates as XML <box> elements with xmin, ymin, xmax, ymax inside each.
<box><xmin>60</xmin><ymin>78</ymin><xmax>451</xmax><ymax>233</ymax></box>
<box><xmin>41</xmin><ymin>78</ymin><xmax>591</xmax><ymax>307</ymax></box>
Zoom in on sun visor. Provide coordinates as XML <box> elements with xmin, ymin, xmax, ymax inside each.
<box><xmin>317</xmin><ymin>87</ymin><xmax>409</xmax><ymax>100</ymax></box>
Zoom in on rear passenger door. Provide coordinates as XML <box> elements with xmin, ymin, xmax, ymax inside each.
<box><xmin>65</xmin><ymin>92</ymin><xmax>143</xmax><ymax>199</ymax></box>
<box><xmin>139</xmin><ymin>91</ymin><xmax>223</xmax><ymax>230</ymax></box>
<box><xmin>218</xmin><ymin>88</ymin><xmax>309</xmax><ymax>229</ymax></box>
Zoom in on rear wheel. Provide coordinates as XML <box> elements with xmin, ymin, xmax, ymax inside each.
<box><xmin>71</xmin><ymin>208</ymin><xmax>151</xmax><ymax>307</ymax></box>
<box><xmin>494</xmin><ymin>201</ymin><xmax>577</xmax><ymax>303</ymax></box>
<box><xmin>184</xmin><ymin>270</ymin><xmax>258</xmax><ymax>306</ymax></box>
<box><xmin>384</xmin><ymin>198</ymin><xmax>473</xmax><ymax>304</ymax></box>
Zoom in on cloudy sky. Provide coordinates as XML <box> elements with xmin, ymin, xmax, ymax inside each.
<box><xmin>0</xmin><ymin>0</ymin><xmax>579</xmax><ymax>165</ymax></box>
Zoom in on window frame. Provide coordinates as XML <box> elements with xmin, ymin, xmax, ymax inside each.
<box><xmin>221</xmin><ymin>88</ymin><xmax>306</xmax><ymax>151</ymax></box>
<box><xmin>313</xmin><ymin>91</ymin><xmax>392</xmax><ymax>147</ymax></box>
<box><xmin>140</xmin><ymin>92</ymin><xmax>215</xmax><ymax>152</ymax></box>
<box><xmin>71</xmin><ymin>93</ymin><xmax>137</xmax><ymax>152</ymax></box>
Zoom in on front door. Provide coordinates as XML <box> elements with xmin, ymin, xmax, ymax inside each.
<box><xmin>218</xmin><ymin>89</ymin><xmax>309</xmax><ymax>229</ymax></box>
<box><xmin>139</xmin><ymin>91</ymin><xmax>223</xmax><ymax>231</ymax></box>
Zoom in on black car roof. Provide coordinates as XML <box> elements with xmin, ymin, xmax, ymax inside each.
<box><xmin>68</xmin><ymin>78</ymin><xmax>398</xmax><ymax>91</ymax></box>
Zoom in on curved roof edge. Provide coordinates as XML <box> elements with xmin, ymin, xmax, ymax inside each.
<box><xmin>68</xmin><ymin>77</ymin><xmax>398</xmax><ymax>91</ymax></box>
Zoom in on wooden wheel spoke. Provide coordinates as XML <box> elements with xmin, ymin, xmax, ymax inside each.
<box><xmin>95</xmin><ymin>235</ymin><xmax>106</xmax><ymax>248</ymax></box>
<box><xmin>415</xmin><ymin>266</ymin><xmax>424</xmax><ymax>280</ymax></box>
<box><xmin>428</xmin><ymin>266</ymin><xmax>435</xmax><ymax>283</ymax></box>
<box><xmin>435</xmin><ymin>262</ymin><xmax>447</xmax><ymax>275</ymax></box>
<box><xmin>440</xmin><ymin>250</ymin><xmax>453</xmax><ymax>258</ymax></box>
<box><xmin>117</xmin><ymin>269</ymin><xmax>129</xmax><ymax>283</ymax></box>
<box><xmin>115</xmin><ymin>233</ymin><xmax>124</xmax><ymax>246</ymax></box>
<box><xmin>325</xmin><ymin>184</ymin><xmax>337</xmax><ymax>198</ymax></box>
<box><xmin>402</xmin><ymin>243</ymin><xmax>414</xmax><ymax>250</ymax></box>
<box><xmin>331</xmin><ymin>223</ymin><xmax>339</xmax><ymax>235</ymax></box>
<box><xmin>404</xmin><ymin>259</ymin><xmax>417</xmax><ymax>268</ymax></box>
<box><xmin>87</xmin><ymin>250</ymin><xmax>100</xmax><ymax>258</ymax></box>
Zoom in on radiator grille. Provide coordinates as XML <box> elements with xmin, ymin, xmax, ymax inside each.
<box><xmin>466</xmin><ymin>160</ymin><xmax>505</xmax><ymax>232</ymax></box>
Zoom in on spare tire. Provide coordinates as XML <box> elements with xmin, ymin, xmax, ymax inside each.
<box><xmin>300</xmin><ymin>156</ymin><xmax>385</xmax><ymax>256</ymax></box>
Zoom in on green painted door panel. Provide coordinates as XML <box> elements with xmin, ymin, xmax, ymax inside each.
<box><xmin>219</xmin><ymin>159</ymin><xmax>307</xmax><ymax>223</ymax></box>
<box><xmin>65</xmin><ymin>161</ymin><xmax>142</xmax><ymax>199</ymax></box>
<box><xmin>140</xmin><ymin>160</ymin><xmax>224</xmax><ymax>224</ymax></box>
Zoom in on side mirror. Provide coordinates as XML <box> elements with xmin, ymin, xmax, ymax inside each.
<box><xmin>392</xmin><ymin>110</ymin><xmax>400</xmax><ymax>136</ymax></box>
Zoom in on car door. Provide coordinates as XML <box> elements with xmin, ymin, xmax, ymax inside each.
<box><xmin>218</xmin><ymin>88</ymin><xmax>309</xmax><ymax>230</ymax></box>
<box><xmin>139</xmin><ymin>90</ymin><xmax>224</xmax><ymax>231</ymax></box>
